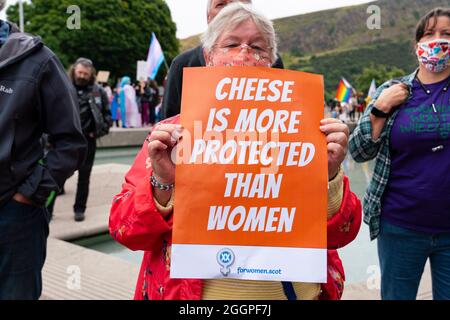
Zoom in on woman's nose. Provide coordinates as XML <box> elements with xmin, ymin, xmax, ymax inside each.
<box><xmin>239</xmin><ymin>44</ymin><xmax>251</xmax><ymax>53</ymax></box>
<box><xmin>432</xmin><ymin>31</ymin><xmax>446</xmax><ymax>39</ymax></box>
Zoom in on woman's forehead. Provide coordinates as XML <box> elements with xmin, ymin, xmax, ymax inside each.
<box><xmin>425</xmin><ymin>15</ymin><xmax>450</xmax><ymax>30</ymax></box>
<box><xmin>219</xmin><ymin>20</ymin><xmax>265</xmax><ymax>42</ymax></box>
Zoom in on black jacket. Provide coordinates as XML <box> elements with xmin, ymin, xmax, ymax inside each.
<box><xmin>0</xmin><ymin>23</ymin><xmax>87</xmax><ymax>207</ymax></box>
<box><xmin>141</xmin><ymin>86</ymin><xmax>160</xmax><ymax>107</ymax></box>
<box><xmin>76</xmin><ymin>83</ymin><xmax>112</xmax><ymax>138</ymax></box>
<box><xmin>160</xmin><ymin>45</ymin><xmax>285</xmax><ymax>120</ymax></box>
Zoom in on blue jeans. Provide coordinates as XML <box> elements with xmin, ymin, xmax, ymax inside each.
<box><xmin>378</xmin><ymin>220</ymin><xmax>450</xmax><ymax>300</ymax></box>
<box><xmin>0</xmin><ymin>199</ymin><xmax>49</xmax><ymax>300</ymax></box>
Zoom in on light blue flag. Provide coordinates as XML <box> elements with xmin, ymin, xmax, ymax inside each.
<box><xmin>146</xmin><ymin>33</ymin><xmax>165</xmax><ymax>80</ymax></box>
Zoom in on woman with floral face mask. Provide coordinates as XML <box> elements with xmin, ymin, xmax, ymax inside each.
<box><xmin>109</xmin><ymin>2</ymin><xmax>361</xmax><ymax>300</ymax></box>
<box><xmin>350</xmin><ymin>8</ymin><xmax>450</xmax><ymax>300</ymax></box>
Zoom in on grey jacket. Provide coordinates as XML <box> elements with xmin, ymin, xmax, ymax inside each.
<box><xmin>0</xmin><ymin>22</ymin><xmax>87</xmax><ymax>207</ymax></box>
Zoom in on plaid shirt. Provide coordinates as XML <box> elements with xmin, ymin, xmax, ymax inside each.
<box><xmin>349</xmin><ymin>70</ymin><xmax>417</xmax><ymax>240</ymax></box>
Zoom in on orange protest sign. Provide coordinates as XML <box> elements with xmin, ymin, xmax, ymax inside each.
<box><xmin>171</xmin><ymin>67</ymin><xmax>328</xmax><ymax>283</ymax></box>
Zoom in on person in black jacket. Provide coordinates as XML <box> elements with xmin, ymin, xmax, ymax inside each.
<box><xmin>67</xmin><ymin>57</ymin><xmax>112</xmax><ymax>222</ymax></box>
<box><xmin>0</xmin><ymin>18</ymin><xmax>87</xmax><ymax>299</ymax></box>
<box><xmin>160</xmin><ymin>0</ymin><xmax>284</xmax><ymax>120</ymax></box>
<box><xmin>140</xmin><ymin>80</ymin><xmax>161</xmax><ymax>126</ymax></box>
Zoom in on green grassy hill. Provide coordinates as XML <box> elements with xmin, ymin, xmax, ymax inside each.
<box><xmin>282</xmin><ymin>39</ymin><xmax>417</xmax><ymax>96</ymax></box>
<box><xmin>180</xmin><ymin>35</ymin><xmax>201</xmax><ymax>52</ymax></box>
<box><xmin>180</xmin><ymin>0</ymin><xmax>449</xmax><ymax>97</ymax></box>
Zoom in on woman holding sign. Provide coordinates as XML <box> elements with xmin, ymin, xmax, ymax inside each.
<box><xmin>350</xmin><ymin>8</ymin><xmax>450</xmax><ymax>300</ymax></box>
<box><xmin>110</xmin><ymin>3</ymin><xmax>361</xmax><ymax>300</ymax></box>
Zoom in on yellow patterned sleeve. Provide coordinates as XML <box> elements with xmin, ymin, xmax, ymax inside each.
<box><xmin>153</xmin><ymin>191</ymin><xmax>175</xmax><ymax>217</ymax></box>
<box><xmin>327</xmin><ymin>166</ymin><xmax>344</xmax><ymax>220</ymax></box>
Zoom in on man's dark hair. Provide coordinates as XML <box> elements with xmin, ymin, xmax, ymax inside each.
<box><xmin>415</xmin><ymin>7</ymin><xmax>450</xmax><ymax>43</ymax></box>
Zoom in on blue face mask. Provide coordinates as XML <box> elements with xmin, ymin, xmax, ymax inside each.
<box><xmin>0</xmin><ymin>20</ymin><xmax>10</xmax><ymax>46</ymax></box>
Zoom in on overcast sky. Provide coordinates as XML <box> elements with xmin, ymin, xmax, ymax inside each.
<box><xmin>166</xmin><ymin>0</ymin><xmax>375</xmax><ymax>38</ymax></box>
<box><xmin>1</xmin><ymin>0</ymin><xmax>376</xmax><ymax>39</ymax></box>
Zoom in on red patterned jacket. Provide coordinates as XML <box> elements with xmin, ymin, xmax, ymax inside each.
<box><xmin>109</xmin><ymin>115</ymin><xmax>362</xmax><ymax>300</ymax></box>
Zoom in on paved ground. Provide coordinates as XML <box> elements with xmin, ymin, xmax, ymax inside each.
<box><xmin>343</xmin><ymin>263</ymin><xmax>432</xmax><ymax>300</ymax></box>
<box><xmin>41</xmin><ymin>164</ymin><xmax>140</xmax><ymax>300</ymax></box>
<box><xmin>97</xmin><ymin>127</ymin><xmax>150</xmax><ymax>148</ymax></box>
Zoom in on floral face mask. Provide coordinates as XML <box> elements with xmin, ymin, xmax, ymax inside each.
<box><xmin>416</xmin><ymin>39</ymin><xmax>450</xmax><ymax>73</ymax></box>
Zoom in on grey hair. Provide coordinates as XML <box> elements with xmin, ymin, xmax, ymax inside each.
<box><xmin>202</xmin><ymin>2</ymin><xmax>278</xmax><ymax>63</ymax></box>
<box><xmin>0</xmin><ymin>0</ymin><xmax>6</xmax><ymax>12</ymax></box>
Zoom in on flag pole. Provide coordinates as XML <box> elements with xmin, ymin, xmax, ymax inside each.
<box><xmin>19</xmin><ymin>0</ymin><xmax>24</xmax><ymax>32</ymax></box>
<box><xmin>163</xmin><ymin>59</ymin><xmax>170</xmax><ymax>72</ymax></box>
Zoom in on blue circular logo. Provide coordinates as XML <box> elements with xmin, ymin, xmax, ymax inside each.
<box><xmin>217</xmin><ymin>248</ymin><xmax>235</xmax><ymax>276</ymax></box>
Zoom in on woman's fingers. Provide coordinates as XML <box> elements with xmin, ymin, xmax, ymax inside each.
<box><xmin>327</xmin><ymin>142</ymin><xmax>346</xmax><ymax>165</ymax></box>
<box><xmin>149</xmin><ymin>130</ymin><xmax>177</xmax><ymax>147</ymax></box>
<box><xmin>147</xmin><ymin>124</ymin><xmax>183</xmax><ymax>179</ymax></box>
<box><xmin>328</xmin><ymin>142</ymin><xmax>346</xmax><ymax>156</ymax></box>
<box><xmin>148</xmin><ymin>124</ymin><xmax>184</xmax><ymax>147</ymax></box>
<box><xmin>320</xmin><ymin>118</ymin><xmax>344</xmax><ymax>125</ymax></box>
<box><xmin>320</xmin><ymin>119</ymin><xmax>349</xmax><ymax>174</ymax></box>
<box><xmin>320</xmin><ymin>120</ymin><xmax>349</xmax><ymax>137</ymax></box>
<box><xmin>378</xmin><ymin>84</ymin><xmax>409</xmax><ymax>110</ymax></box>
<box><xmin>327</xmin><ymin>142</ymin><xmax>346</xmax><ymax>179</ymax></box>
<box><xmin>321</xmin><ymin>118</ymin><xmax>349</xmax><ymax>178</ymax></box>
<box><xmin>395</xmin><ymin>84</ymin><xmax>409</xmax><ymax>98</ymax></box>
<box><xmin>394</xmin><ymin>83</ymin><xmax>408</xmax><ymax>90</ymax></box>
<box><xmin>148</xmin><ymin>137</ymin><xmax>176</xmax><ymax>181</ymax></box>
<box><xmin>153</xmin><ymin>124</ymin><xmax>184</xmax><ymax>137</ymax></box>
<box><xmin>326</xmin><ymin>132</ymin><xmax>349</xmax><ymax>149</ymax></box>
<box><xmin>148</xmin><ymin>140</ymin><xmax>168</xmax><ymax>159</ymax></box>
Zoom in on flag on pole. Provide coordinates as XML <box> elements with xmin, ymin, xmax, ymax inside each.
<box><xmin>367</xmin><ymin>79</ymin><xmax>377</xmax><ymax>99</ymax></box>
<box><xmin>146</xmin><ymin>33</ymin><xmax>165</xmax><ymax>80</ymax></box>
<box><xmin>335</xmin><ymin>78</ymin><xmax>353</xmax><ymax>103</ymax></box>
<box><xmin>365</xmin><ymin>79</ymin><xmax>377</xmax><ymax>105</ymax></box>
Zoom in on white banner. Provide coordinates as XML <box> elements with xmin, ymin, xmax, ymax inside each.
<box><xmin>136</xmin><ymin>60</ymin><xmax>148</xmax><ymax>81</ymax></box>
<box><xmin>170</xmin><ymin>244</ymin><xmax>327</xmax><ymax>283</ymax></box>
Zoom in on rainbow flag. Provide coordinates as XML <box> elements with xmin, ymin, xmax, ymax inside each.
<box><xmin>335</xmin><ymin>78</ymin><xmax>353</xmax><ymax>103</ymax></box>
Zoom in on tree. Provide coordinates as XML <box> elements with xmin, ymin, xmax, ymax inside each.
<box><xmin>355</xmin><ymin>64</ymin><xmax>405</xmax><ymax>95</ymax></box>
<box><xmin>7</xmin><ymin>0</ymin><xmax>179</xmax><ymax>83</ymax></box>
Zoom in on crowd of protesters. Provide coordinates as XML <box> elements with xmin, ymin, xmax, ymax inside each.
<box><xmin>106</xmin><ymin>78</ymin><xmax>162</xmax><ymax>129</ymax></box>
<box><xmin>326</xmin><ymin>94</ymin><xmax>367</xmax><ymax>124</ymax></box>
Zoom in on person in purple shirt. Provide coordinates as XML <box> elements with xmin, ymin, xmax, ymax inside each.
<box><xmin>351</xmin><ymin>8</ymin><xmax>450</xmax><ymax>300</ymax></box>
<box><xmin>381</xmin><ymin>74</ymin><xmax>450</xmax><ymax>234</ymax></box>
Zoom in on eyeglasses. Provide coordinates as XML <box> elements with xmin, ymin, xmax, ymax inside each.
<box><xmin>214</xmin><ymin>43</ymin><xmax>272</xmax><ymax>59</ymax></box>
